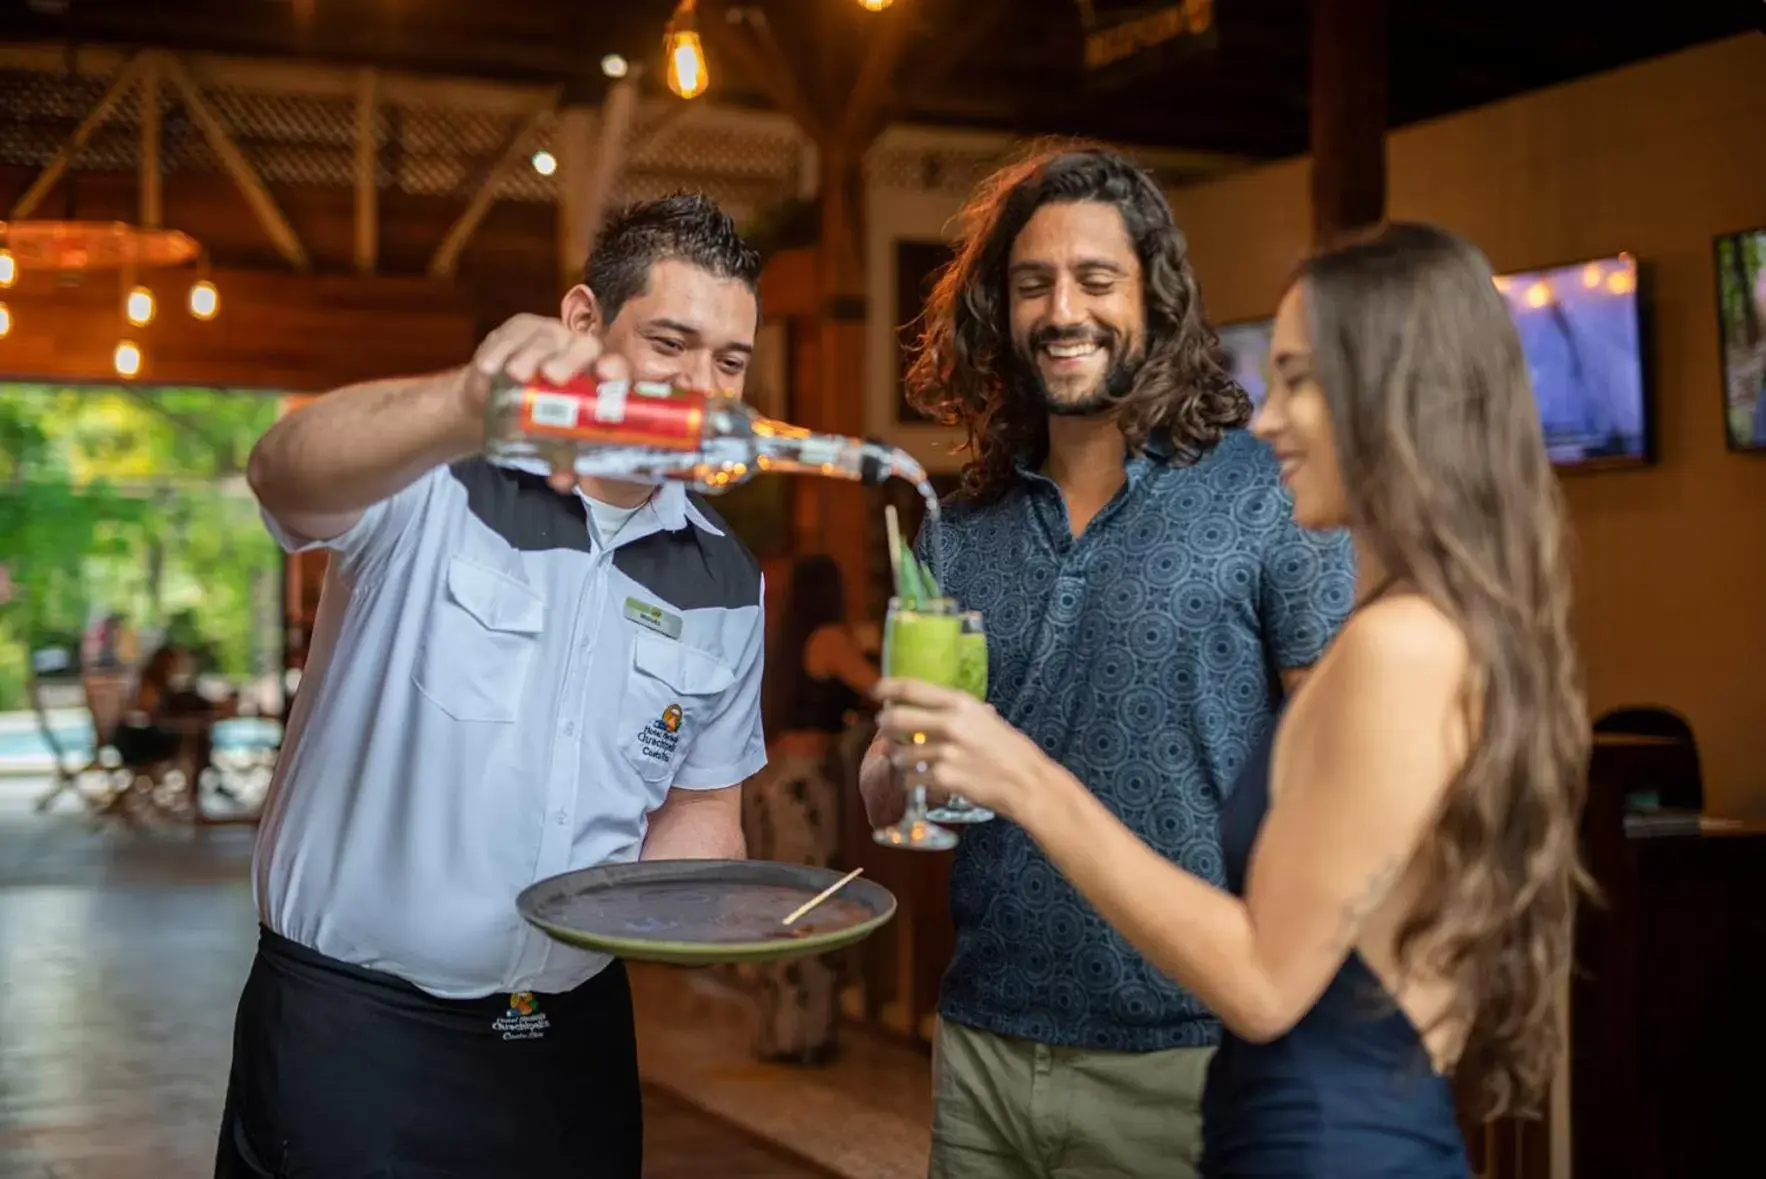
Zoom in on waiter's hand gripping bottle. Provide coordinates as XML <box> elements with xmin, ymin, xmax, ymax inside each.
<box><xmin>482</xmin><ymin>373</ymin><xmax>929</xmax><ymax>494</ymax></box>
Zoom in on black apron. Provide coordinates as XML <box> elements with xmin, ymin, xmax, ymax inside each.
<box><xmin>215</xmin><ymin>927</ymin><xmax>641</xmax><ymax>1178</ymax></box>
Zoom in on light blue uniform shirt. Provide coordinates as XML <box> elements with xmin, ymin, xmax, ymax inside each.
<box><xmin>256</xmin><ymin>459</ymin><xmax>766</xmax><ymax>998</ymax></box>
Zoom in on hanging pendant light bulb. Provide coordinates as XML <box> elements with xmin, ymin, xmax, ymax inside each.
<box><xmin>664</xmin><ymin>0</ymin><xmax>709</xmax><ymax>100</ymax></box>
<box><xmin>857</xmin><ymin>0</ymin><xmax>894</xmax><ymax>10</ymax></box>
<box><xmin>114</xmin><ymin>340</ymin><xmax>142</xmax><ymax>378</ymax></box>
<box><xmin>188</xmin><ymin>278</ymin><xmax>219</xmax><ymax>320</ymax></box>
<box><xmin>126</xmin><ymin>285</ymin><xmax>156</xmax><ymax>327</ymax></box>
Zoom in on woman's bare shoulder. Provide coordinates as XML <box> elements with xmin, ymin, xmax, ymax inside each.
<box><xmin>1334</xmin><ymin>593</ymin><xmax>1467</xmax><ymax>684</ymax></box>
<box><xmin>1289</xmin><ymin>593</ymin><xmax>1472</xmax><ymax>754</ymax></box>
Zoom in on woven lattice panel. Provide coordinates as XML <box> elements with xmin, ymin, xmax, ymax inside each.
<box><xmin>394</xmin><ymin>102</ymin><xmax>524</xmax><ymax>198</ymax></box>
<box><xmin>633</xmin><ymin>122</ymin><xmax>800</xmax><ymax>181</ymax></box>
<box><xmin>0</xmin><ymin>62</ymin><xmax>938</xmax><ymax>223</ymax></box>
<box><xmin>490</xmin><ymin>117</ymin><xmax>557</xmax><ymax>203</ymax></box>
<box><xmin>608</xmin><ymin>171</ymin><xmax>791</xmax><ymax>229</ymax></box>
<box><xmin>0</xmin><ymin>68</ymin><xmax>140</xmax><ymax>171</ymax></box>
<box><xmin>865</xmin><ymin>144</ymin><xmax>1011</xmax><ymax>196</ymax></box>
<box><xmin>865</xmin><ymin>140</ymin><xmax>1212</xmax><ymax>195</ymax></box>
<box><xmin>194</xmin><ymin>88</ymin><xmax>354</xmax><ymax>186</ymax></box>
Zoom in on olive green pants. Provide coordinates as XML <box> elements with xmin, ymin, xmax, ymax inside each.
<box><xmin>929</xmin><ymin>1019</ymin><xmax>1214</xmax><ymax>1179</ymax></box>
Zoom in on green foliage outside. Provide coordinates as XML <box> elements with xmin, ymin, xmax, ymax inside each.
<box><xmin>1716</xmin><ymin>230</ymin><xmax>1765</xmax><ymax>446</ymax></box>
<box><xmin>0</xmin><ymin>384</ymin><xmax>284</xmax><ymax>712</ymax></box>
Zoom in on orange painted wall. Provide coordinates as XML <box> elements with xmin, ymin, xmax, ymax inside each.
<box><xmin>1169</xmin><ymin>34</ymin><xmax>1766</xmax><ymax>816</ymax></box>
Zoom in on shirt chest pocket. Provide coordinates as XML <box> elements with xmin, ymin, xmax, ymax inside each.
<box><xmin>619</xmin><ymin>631</ymin><xmax>735</xmax><ymax>783</ymax></box>
<box><xmin>412</xmin><ymin>557</ymin><xmax>546</xmax><ymax>724</ymax></box>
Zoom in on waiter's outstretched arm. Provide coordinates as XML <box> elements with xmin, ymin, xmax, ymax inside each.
<box><xmin>247</xmin><ymin>314</ymin><xmax>610</xmax><ymax>543</ymax></box>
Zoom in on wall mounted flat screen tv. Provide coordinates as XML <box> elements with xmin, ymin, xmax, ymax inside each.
<box><xmin>1714</xmin><ymin>226</ymin><xmax>1766</xmax><ymax>452</ymax></box>
<box><xmin>1213</xmin><ymin>253</ymin><xmax>1652</xmax><ymax>470</ymax></box>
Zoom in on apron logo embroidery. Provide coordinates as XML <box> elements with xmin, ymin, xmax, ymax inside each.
<box><xmin>494</xmin><ymin>992</ymin><xmax>551</xmax><ymax>1041</ymax></box>
<box><xmin>637</xmin><ymin>703</ymin><xmax>684</xmax><ymax>763</ymax></box>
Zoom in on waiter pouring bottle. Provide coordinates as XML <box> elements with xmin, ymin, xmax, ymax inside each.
<box><xmin>216</xmin><ymin>194</ymin><xmax>769</xmax><ymax>1179</ymax></box>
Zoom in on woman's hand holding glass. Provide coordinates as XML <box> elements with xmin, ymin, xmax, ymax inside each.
<box><xmin>871</xmin><ymin>596</ymin><xmax>964</xmax><ymax>851</ymax></box>
<box><xmin>872</xmin><ymin>677</ymin><xmax>1056</xmax><ymax>825</ymax></box>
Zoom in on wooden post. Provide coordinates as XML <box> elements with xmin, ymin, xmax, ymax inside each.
<box><xmin>139</xmin><ymin>52</ymin><xmax>162</xmax><ymax>228</ymax></box>
<box><xmin>813</xmin><ymin>144</ymin><xmax>876</xmax><ymax>621</ymax></box>
<box><xmin>554</xmin><ymin>105</ymin><xmax>594</xmax><ymax>290</ymax></box>
<box><xmin>355</xmin><ymin>69</ymin><xmax>379</xmax><ymax>275</ymax></box>
<box><xmin>1309</xmin><ymin>0</ymin><xmax>1388</xmax><ymax>246</ymax></box>
<box><xmin>578</xmin><ymin>73</ymin><xmax>643</xmax><ymax>264</ymax></box>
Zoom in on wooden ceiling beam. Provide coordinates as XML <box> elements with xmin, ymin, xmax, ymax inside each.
<box><xmin>698</xmin><ymin>1</ymin><xmax>825</xmax><ymax>142</ymax></box>
<box><xmin>875</xmin><ymin>0</ymin><xmax>1012</xmax><ymax>132</ymax></box>
<box><xmin>162</xmin><ymin>51</ymin><xmax>311</xmax><ymax>271</ymax></box>
<box><xmin>9</xmin><ymin>50</ymin><xmax>148</xmax><ymax>219</ymax></box>
<box><xmin>0</xmin><ymin>41</ymin><xmax>560</xmax><ymax>117</ymax></box>
<box><xmin>839</xmin><ymin>1</ymin><xmax>920</xmax><ymax>150</ymax></box>
<box><xmin>428</xmin><ymin>87</ymin><xmax>562</xmax><ymax>279</ymax></box>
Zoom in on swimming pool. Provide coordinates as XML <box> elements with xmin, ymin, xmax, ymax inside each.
<box><xmin>0</xmin><ymin>715</ymin><xmax>282</xmax><ymax>763</ymax></box>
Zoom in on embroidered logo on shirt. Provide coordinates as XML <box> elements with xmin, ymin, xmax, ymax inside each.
<box><xmin>493</xmin><ymin>992</ymin><xmax>550</xmax><ymax>1041</ymax></box>
<box><xmin>637</xmin><ymin>704</ymin><xmax>684</xmax><ymax>764</ymax></box>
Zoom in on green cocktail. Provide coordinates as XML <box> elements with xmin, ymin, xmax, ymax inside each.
<box><xmin>928</xmin><ymin>610</ymin><xmax>995</xmax><ymax>825</ymax></box>
<box><xmin>954</xmin><ymin>631</ymin><xmax>987</xmax><ymax>699</ymax></box>
<box><xmin>875</xmin><ymin>596</ymin><xmax>963</xmax><ymax>851</ymax></box>
<box><xmin>884</xmin><ymin>611</ymin><xmax>963</xmax><ymax>686</ymax></box>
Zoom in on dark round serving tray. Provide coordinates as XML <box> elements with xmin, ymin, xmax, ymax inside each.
<box><xmin>516</xmin><ymin>859</ymin><xmax>897</xmax><ymax>966</ymax></box>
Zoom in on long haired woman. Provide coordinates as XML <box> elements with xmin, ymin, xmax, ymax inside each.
<box><xmin>875</xmin><ymin>222</ymin><xmax>1591</xmax><ymax>1175</ymax></box>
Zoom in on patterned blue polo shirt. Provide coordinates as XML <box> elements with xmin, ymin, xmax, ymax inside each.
<box><xmin>916</xmin><ymin>427</ymin><xmax>1355</xmax><ymax>1052</ymax></box>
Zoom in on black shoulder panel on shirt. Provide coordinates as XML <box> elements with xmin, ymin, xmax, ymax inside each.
<box><xmin>615</xmin><ymin>494</ymin><xmax>762</xmax><ymax>612</ymax></box>
<box><xmin>448</xmin><ymin>459</ymin><xmax>592</xmax><ymax>554</ymax></box>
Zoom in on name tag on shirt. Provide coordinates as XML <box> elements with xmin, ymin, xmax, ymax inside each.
<box><xmin>624</xmin><ymin>597</ymin><xmax>683</xmax><ymax>640</ymax></box>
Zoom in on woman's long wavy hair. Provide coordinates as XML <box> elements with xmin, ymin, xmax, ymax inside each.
<box><xmin>904</xmin><ymin>142</ymin><xmax>1248</xmax><ymax>501</ymax></box>
<box><xmin>1299</xmin><ymin>222</ymin><xmax>1593</xmax><ymax>1120</ymax></box>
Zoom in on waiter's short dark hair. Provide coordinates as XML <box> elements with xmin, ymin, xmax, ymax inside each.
<box><xmin>582</xmin><ymin>192</ymin><xmax>762</xmax><ymax>324</ymax></box>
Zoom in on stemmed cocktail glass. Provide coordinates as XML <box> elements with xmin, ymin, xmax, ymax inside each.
<box><xmin>926</xmin><ymin>610</ymin><xmax>994</xmax><ymax>825</ymax></box>
<box><xmin>871</xmin><ymin>595</ymin><xmax>962</xmax><ymax>852</ymax></box>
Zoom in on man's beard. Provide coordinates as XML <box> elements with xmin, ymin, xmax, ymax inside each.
<box><xmin>1013</xmin><ymin>325</ymin><xmax>1145</xmax><ymax>417</ymax></box>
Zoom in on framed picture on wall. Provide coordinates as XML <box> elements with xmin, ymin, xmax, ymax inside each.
<box><xmin>1714</xmin><ymin>225</ymin><xmax>1766</xmax><ymax>452</ymax></box>
<box><xmin>894</xmin><ymin>239</ymin><xmax>956</xmax><ymax>425</ymax></box>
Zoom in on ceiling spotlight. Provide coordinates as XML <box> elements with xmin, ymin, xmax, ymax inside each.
<box><xmin>601</xmin><ymin>54</ymin><xmax>629</xmax><ymax>79</ymax></box>
<box><xmin>531</xmin><ymin>150</ymin><xmax>558</xmax><ymax>177</ymax></box>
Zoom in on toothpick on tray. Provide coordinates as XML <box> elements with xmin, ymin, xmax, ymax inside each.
<box><xmin>781</xmin><ymin>867</ymin><xmax>865</xmax><ymax>927</ymax></box>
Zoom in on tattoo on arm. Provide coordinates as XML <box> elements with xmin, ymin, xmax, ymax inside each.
<box><xmin>1336</xmin><ymin>857</ymin><xmax>1403</xmax><ymax>949</ymax></box>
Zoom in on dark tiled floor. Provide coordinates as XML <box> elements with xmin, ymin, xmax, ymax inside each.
<box><xmin>0</xmin><ymin>787</ymin><xmax>927</xmax><ymax>1178</ymax></box>
<box><xmin>643</xmin><ymin>1085</ymin><xmax>836</xmax><ymax>1178</ymax></box>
